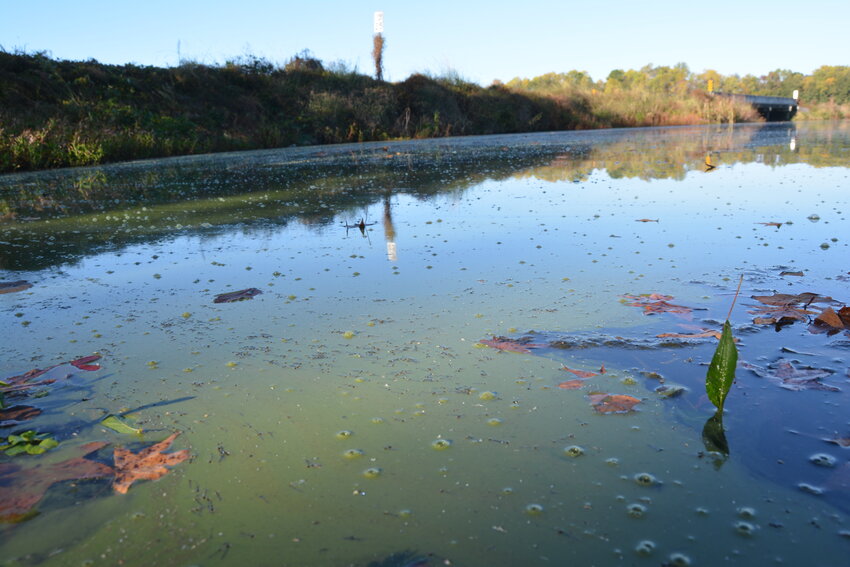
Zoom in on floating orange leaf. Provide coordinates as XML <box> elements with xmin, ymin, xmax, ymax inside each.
<box><xmin>588</xmin><ymin>393</ymin><xmax>640</xmax><ymax>414</ymax></box>
<box><xmin>112</xmin><ymin>432</ymin><xmax>190</xmax><ymax>494</ymax></box>
<box><xmin>560</xmin><ymin>365</ymin><xmax>598</xmax><ymax>378</ymax></box>
<box><xmin>558</xmin><ymin>379</ymin><xmax>586</xmax><ymax>390</ymax></box>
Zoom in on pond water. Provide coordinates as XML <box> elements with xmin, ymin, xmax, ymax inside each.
<box><xmin>1</xmin><ymin>122</ymin><xmax>850</xmax><ymax>566</ymax></box>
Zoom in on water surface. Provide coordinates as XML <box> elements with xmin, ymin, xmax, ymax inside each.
<box><xmin>2</xmin><ymin>122</ymin><xmax>850</xmax><ymax>566</ymax></box>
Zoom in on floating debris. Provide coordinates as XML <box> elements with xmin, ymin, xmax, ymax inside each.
<box><xmin>213</xmin><ymin>288</ymin><xmax>263</xmax><ymax>303</ymax></box>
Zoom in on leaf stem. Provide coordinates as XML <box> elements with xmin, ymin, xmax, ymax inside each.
<box><xmin>726</xmin><ymin>274</ymin><xmax>744</xmax><ymax>322</ymax></box>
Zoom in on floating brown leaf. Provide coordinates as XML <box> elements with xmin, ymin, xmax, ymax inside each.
<box><xmin>112</xmin><ymin>432</ymin><xmax>190</xmax><ymax>494</ymax></box>
<box><xmin>824</xmin><ymin>436</ymin><xmax>850</xmax><ymax>448</ymax></box>
<box><xmin>0</xmin><ymin>405</ymin><xmax>42</xmax><ymax>427</ymax></box>
<box><xmin>751</xmin><ymin>292</ymin><xmax>834</xmax><ymax>307</ymax></box>
<box><xmin>755</xmin><ymin>222</ymin><xmax>783</xmax><ymax>228</ymax></box>
<box><xmin>213</xmin><ymin>288</ymin><xmax>263</xmax><ymax>303</ymax></box>
<box><xmin>623</xmin><ymin>293</ymin><xmax>692</xmax><ymax>317</ymax></box>
<box><xmin>478</xmin><ymin>336</ymin><xmax>545</xmax><ymax>354</ymax></box>
<box><xmin>588</xmin><ymin>393</ymin><xmax>641</xmax><ymax>414</ymax></box>
<box><xmin>0</xmin><ymin>280</ymin><xmax>32</xmax><ymax>295</ymax></box>
<box><xmin>779</xmin><ymin>271</ymin><xmax>804</xmax><ymax>277</ymax></box>
<box><xmin>558</xmin><ymin>379</ymin><xmax>586</xmax><ymax>390</ymax></box>
<box><xmin>811</xmin><ymin>306</ymin><xmax>850</xmax><ymax>334</ymax></box>
<box><xmin>0</xmin><ymin>442</ymin><xmax>112</xmax><ymax>522</ymax></box>
<box><xmin>3</xmin><ymin>355</ymin><xmax>101</xmax><ymax>399</ymax></box>
<box><xmin>657</xmin><ymin>329</ymin><xmax>722</xmax><ymax>340</ymax></box>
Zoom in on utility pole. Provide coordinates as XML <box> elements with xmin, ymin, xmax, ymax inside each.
<box><xmin>372</xmin><ymin>11</ymin><xmax>385</xmax><ymax>81</ymax></box>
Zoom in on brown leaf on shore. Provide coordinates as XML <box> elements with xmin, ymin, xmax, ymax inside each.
<box><xmin>0</xmin><ymin>442</ymin><xmax>112</xmax><ymax>522</ymax></box>
<box><xmin>560</xmin><ymin>365</ymin><xmax>598</xmax><ymax>378</ymax></box>
<box><xmin>623</xmin><ymin>293</ymin><xmax>692</xmax><ymax>317</ymax></box>
<box><xmin>588</xmin><ymin>393</ymin><xmax>641</xmax><ymax>414</ymax></box>
<box><xmin>558</xmin><ymin>379</ymin><xmax>586</xmax><ymax>390</ymax></box>
<box><xmin>112</xmin><ymin>432</ymin><xmax>190</xmax><ymax>494</ymax></box>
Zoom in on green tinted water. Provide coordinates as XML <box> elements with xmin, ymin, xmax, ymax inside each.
<box><xmin>2</xmin><ymin>123</ymin><xmax>849</xmax><ymax>566</ymax></box>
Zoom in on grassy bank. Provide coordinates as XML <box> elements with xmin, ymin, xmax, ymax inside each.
<box><xmin>0</xmin><ymin>51</ymin><xmax>774</xmax><ymax>173</ymax></box>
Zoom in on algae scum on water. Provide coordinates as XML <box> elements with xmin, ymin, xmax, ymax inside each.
<box><xmin>1</xmin><ymin>123</ymin><xmax>850</xmax><ymax>566</ymax></box>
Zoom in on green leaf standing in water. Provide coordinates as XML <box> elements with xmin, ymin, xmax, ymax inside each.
<box><xmin>705</xmin><ymin>321</ymin><xmax>738</xmax><ymax>412</ymax></box>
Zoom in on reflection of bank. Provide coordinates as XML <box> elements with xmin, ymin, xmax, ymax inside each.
<box><xmin>383</xmin><ymin>196</ymin><xmax>397</xmax><ymax>261</ymax></box>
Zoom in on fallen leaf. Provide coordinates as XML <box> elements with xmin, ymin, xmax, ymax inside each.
<box><xmin>780</xmin><ymin>271</ymin><xmax>804</xmax><ymax>277</ymax></box>
<box><xmin>0</xmin><ymin>406</ymin><xmax>42</xmax><ymax>427</ymax></box>
<box><xmin>588</xmin><ymin>393</ymin><xmax>640</xmax><ymax>414</ymax></box>
<box><xmin>824</xmin><ymin>436</ymin><xmax>850</xmax><ymax>448</ymax></box>
<box><xmin>69</xmin><ymin>354</ymin><xmax>102</xmax><ymax>372</ymax></box>
<box><xmin>101</xmin><ymin>415</ymin><xmax>143</xmax><ymax>436</ymax></box>
<box><xmin>0</xmin><ymin>280</ymin><xmax>32</xmax><ymax>294</ymax></box>
<box><xmin>213</xmin><ymin>288</ymin><xmax>263</xmax><ymax>303</ymax></box>
<box><xmin>478</xmin><ymin>336</ymin><xmax>545</xmax><ymax>354</ymax></box>
<box><xmin>657</xmin><ymin>330</ymin><xmax>722</xmax><ymax>340</ymax></box>
<box><xmin>751</xmin><ymin>292</ymin><xmax>834</xmax><ymax>307</ymax></box>
<box><xmin>623</xmin><ymin>293</ymin><xmax>692</xmax><ymax>317</ymax></box>
<box><xmin>560</xmin><ymin>365</ymin><xmax>598</xmax><ymax>378</ymax></box>
<box><xmin>741</xmin><ymin>359</ymin><xmax>838</xmax><ymax>392</ymax></box>
<box><xmin>811</xmin><ymin>306</ymin><xmax>850</xmax><ymax>334</ymax></box>
<box><xmin>112</xmin><ymin>432</ymin><xmax>190</xmax><ymax>494</ymax></box>
<box><xmin>3</xmin><ymin>355</ymin><xmax>102</xmax><ymax>399</ymax></box>
<box><xmin>0</xmin><ymin>442</ymin><xmax>112</xmax><ymax>522</ymax></box>
<box><xmin>558</xmin><ymin>379</ymin><xmax>586</xmax><ymax>390</ymax></box>
<box><xmin>635</xmin><ymin>219</ymin><xmax>659</xmax><ymax>223</ymax></box>
<box><xmin>755</xmin><ymin>222</ymin><xmax>783</xmax><ymax>228</ymax></box>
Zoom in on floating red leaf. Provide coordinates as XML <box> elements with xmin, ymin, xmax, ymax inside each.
<box><xmin>112</xmin><ymin>432</ymin><xmax>190</xmax><ymax>494</ymax></box>
<box><xmin>69</xmin><ymin>354</ymin><xmax>102</xmax><ymax>372</ymax></box>
<box><xmin>588</xmin><ymin>393</ymin><xmax>641</xmax><ymax>414</ymax></box>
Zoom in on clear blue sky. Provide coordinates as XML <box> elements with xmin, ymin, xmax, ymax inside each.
<box><xmin>2</xmin><ymin>1</ymin><xmax>848</xmax><ymax>84</ymax></box>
